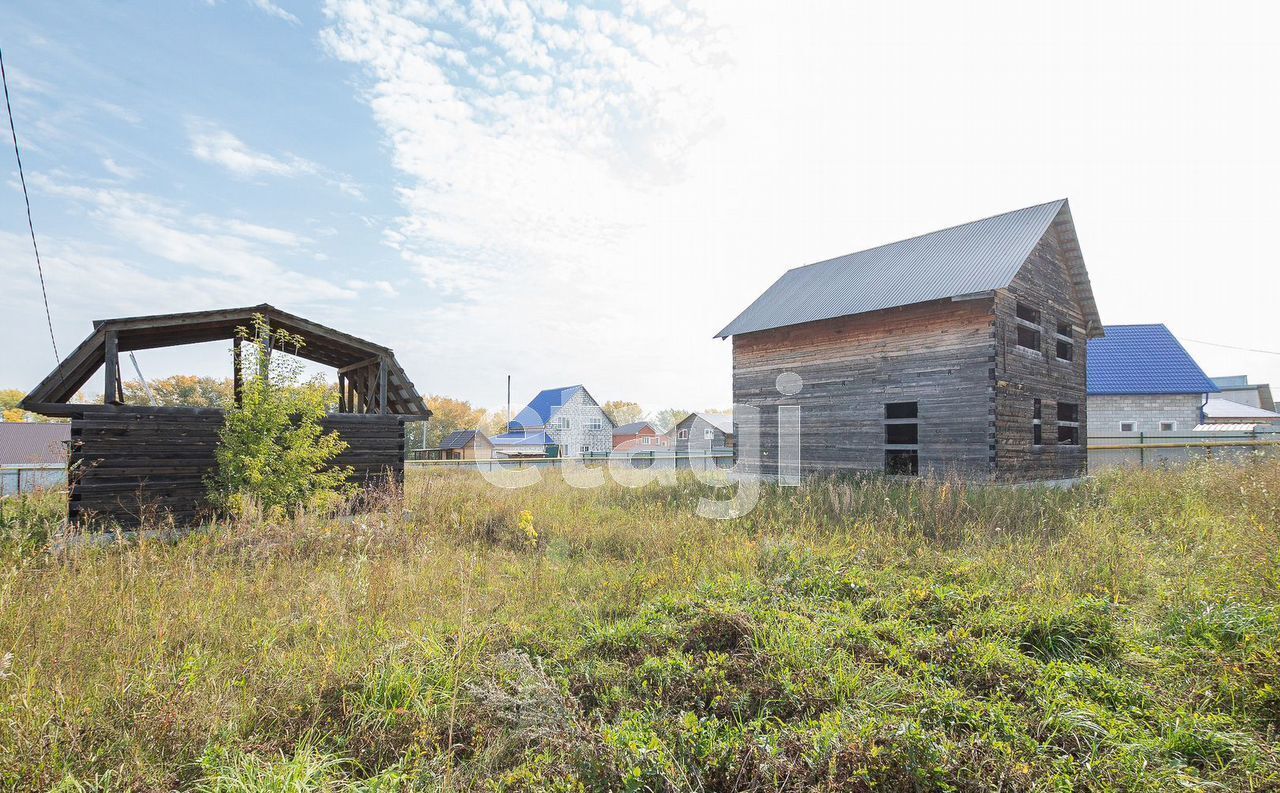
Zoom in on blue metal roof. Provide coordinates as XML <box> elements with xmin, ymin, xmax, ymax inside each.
<box><xmin>1087</xmin><ymin>325</ymin><xmax>1220</xmax><ymax>395</ymax></box>
<box><xmin>716</xmin><ymin>199</ymin><xmax>1102</xmax><ymax>338</ymax></box>
<box><xmin>509</xmin><ymin>385</ymin><xmax>583</xmax><ymax>430</ymax></box>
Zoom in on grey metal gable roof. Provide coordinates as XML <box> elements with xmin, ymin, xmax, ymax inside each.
<box><xmin>716</xmin><ymin>200</ymin><xmax>1075</xmax><ymax>338</ymax></box>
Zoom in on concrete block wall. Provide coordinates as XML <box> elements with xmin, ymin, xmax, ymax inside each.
<box><xmin>1087</xmin><ymin>394</ymin><xmax>1203</xmax><ymax>439</ymax></box>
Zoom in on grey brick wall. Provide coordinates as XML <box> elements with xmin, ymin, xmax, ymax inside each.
<box><xmin>1087</xmin><ymin>394</ymin><xmax>1204</xmax><ymax>439</ymax></box>
<box><xmin>544</xmin><ymin>389</ymin><xmax>614</xmax><ymax>456</ymax></box>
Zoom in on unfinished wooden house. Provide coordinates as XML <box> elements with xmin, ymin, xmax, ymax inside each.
<box><xmin>20</xmin><ymin>305</ymin><xmax>429</xmax><ymax>526</ymax></box>
<box><xmin>716</xmin><ymin>199</ymin><xmax>1104</xmax><ymax>481</ymax></box>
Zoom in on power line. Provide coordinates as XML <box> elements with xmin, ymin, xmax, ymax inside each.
<box><xmin>1183</xmin><ymin>337</ymin><xmax>1280</xmax><ymax>357</ymax></box>
<box><xmin>0</xmin><ymin>45</ymin><xmax>59</xmax><ymax>363</ymax></box>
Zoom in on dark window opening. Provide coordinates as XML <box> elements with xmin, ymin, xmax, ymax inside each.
<box><xmin>1057</xmin><ymin>321</ymin><xmax>1073</xmax><ymax>336</ymax></box>
<box><xmin>1015</xmin><ymin>302</ymin><xmax>1042</xmax><ymax>353</ymax></box>
<box><xmin>885</xmin><ymin>423</ymin><xmax>918</xmax><ymax>445</ymax></box>
<box><xmin>1056</xmin><ymin>339</ymin><xmax>1074</xmax><ymax>361</ymax></box>
<box><xmin>1017</xmin><ymin>324</ymin><xmax>1041</xmax><ymax>351</ymax></box>
<box><xmin>1057</xmin><ymin>402</ymin><xmax>1079</xmax><ymax>423</ymax></box>
<box><xmin>885</xmin><ymin>449</ymin><xmax>919</xmax><ymax>475</ymax></box>
<box><xmin>1032</xmin><ymin>398</ymin><xmax>1043</xmax><ymax>446</ymax></box>
<box><xmin>1033</xmin><ymin>398</ymin><xmax>1042</xmax><ymax>420</ymax></box>
<box><xmin>1057</xmin><ymin>401</ymin><xmax>1080</xmax><ymax>446</ymax></box>
<box><xmin>885</xmin><ymin>401</ymin><xmax>918</xmax><ymax>419</ymax></box>
<box><xmin>884</xmin><ymin>400</ymin><xmax>919</xmax><ymax>475</ymax></box>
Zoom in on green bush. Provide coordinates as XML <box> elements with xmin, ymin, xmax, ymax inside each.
<box><xmin>207</xmin><ymin>314</ymin><xmax>352</xmax><ymax>517</ymax></box>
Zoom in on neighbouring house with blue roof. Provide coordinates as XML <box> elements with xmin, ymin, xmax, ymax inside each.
<box><xmin>1086</xmin><ymin>324</ymin><xmax>1219</xmax><ymax>439</ymax></box>
<box><xmin>491</xmin><ymin>385</ymin><xmax>614</xmax><ymax>458</ymax></box>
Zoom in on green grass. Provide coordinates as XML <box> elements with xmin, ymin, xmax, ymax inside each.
<box><xmin>2</xmin><ymin>459</ymin><xmax>1279</xmax><ymax>790</ymax></box>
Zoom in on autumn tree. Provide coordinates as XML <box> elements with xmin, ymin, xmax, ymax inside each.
<box><xmin>601</xmin><ymin>400</ymin><xmax>646</xmax><ymax>426</ymax></box>
<box><xmin>405</xmin><ymin>395</ymin><xmax>492</xmax><ymax>451</ymax></box>
<box><xmin>0</xmin><ymin>389</ymin><xmax>65</xmax><ymax>423</ymax></box>
<box><xmin>123</xmin><ymin>375</ymin><xmax>234</xmax><ymax>408</ymax></box>
<box><xmin>652</xmin><ymin>408</ymin><xmax>689</xmax><ymax>432</ymax></box>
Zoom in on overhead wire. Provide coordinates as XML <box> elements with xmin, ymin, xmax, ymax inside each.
<box><xmin>0</xmin><ymin>45</ymin><xmax>59</xmax><ymax>363</ymax></box>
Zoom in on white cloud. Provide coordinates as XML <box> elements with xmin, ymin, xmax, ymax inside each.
<box><xmin>320</xmin><ymin>0</ymin><xmax>1280</xmax><ymax>410</ymax></box>
<box><xmin>249</xmin><ymin>0</ymin><xmax>300</xmax><ymax>24</ymax></box>
<box><xmin>186</xmin><ymin>119</ymin><xmax>366</xmax><ymax>199</ymax></box>
<box><xmin>202</xmin><ymin>0</ymin><xmax>300</xmax><ymax>24</ymax></box>
<box><xmin>101</xmin><ymin>158</ymin><xmax>137</xmax><ymax>180</ymax></box>
<box><xmin>188</xmin><ymin>120</ymin><xmax>317</xmax><ymax>178</ymax></box>
<box><xmin>319</xmin><ymin>0</ymin><xmax>728</xmax><ymax>406</ymax></box>
<box><xmin>27</xmin><ymin>174</ymin><xmax>353</xmax><ymax>305</ymax></box>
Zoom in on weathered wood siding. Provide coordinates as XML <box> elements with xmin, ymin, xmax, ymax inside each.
<box><xmin>731</xmin><ymin>297</ymin><xmax>996</xmax><ymax>477</ymax></box>
<box><xmin>67</xmin><ymin>406</ymin><xmax>405</xmax><ymax>527</ymax></box>
<box><xmin>993</xmin><ymin>221</ymin><xmax>1089</xmax><ymax>480</ymax></box>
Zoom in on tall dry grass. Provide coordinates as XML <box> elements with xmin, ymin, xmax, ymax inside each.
<box><xmin>0</xmin><ymin>458</ymin><xmax>1277</xmax><ymax>789</ymax></box>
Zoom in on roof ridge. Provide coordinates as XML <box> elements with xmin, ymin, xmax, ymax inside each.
<box><xmin>786</xmin><ymin>199</ymin><xmax>1066</xmax><ymax>274</ymax></box>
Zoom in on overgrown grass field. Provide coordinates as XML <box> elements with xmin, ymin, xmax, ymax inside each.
<box><xmin>1</xmin><ymin>461</ymin><xmax>1278</xmax><ymax>790</ymax></box>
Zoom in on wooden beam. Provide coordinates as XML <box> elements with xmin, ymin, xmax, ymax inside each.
<box><xmin>104</xmin><ymin>331</ymin><xmax>122</xmax><ymax>406</ymax></box>
<box><xmin>337</xmin><ymin>355</ymin><xmax>381</xmax><ymax>375</ymax></box>
<box><xmin>379</xmin><ymin>358</ymin><xmax>388</xmax><ymax>414</ymax></box>
<box><xmin>232</xmin><ymin>335</ymin><xmax>243</xmax><ymax>407</ymax></box>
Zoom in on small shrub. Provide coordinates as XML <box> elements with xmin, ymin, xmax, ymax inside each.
<box><xmin>207</xmin><ymin>314</ymin><xmax>352</xmax><ymax>517</ymax></box>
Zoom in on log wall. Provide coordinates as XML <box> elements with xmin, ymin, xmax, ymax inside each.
<box><xmin>992</xmin><ymin>223</ymin><xmax>1089</xmax><ymax>480</ymax></box>
<box><xmin>729</xmin><ymin>224</ymin><xmax>1092</xmax><ymax>482</ymax></box>
<box><xmin>67</xmin><ymin>406</ymin><xmax>405</xmax><ymax>527</ymax></box>
<box><xmin>731</xmin><ymin>297</ymin><xmax>997</xmax><ymax>478</ymax></box>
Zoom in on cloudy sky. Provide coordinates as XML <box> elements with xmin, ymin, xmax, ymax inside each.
<box><xmin>2</xmin><ymin>0</ymin><xmax>1277</xmax><ymax>413</ymax></box>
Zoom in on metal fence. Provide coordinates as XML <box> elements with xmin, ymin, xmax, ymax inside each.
<box><xmin>0</xmin><ymin>466</ymin><xmax>67</xmax><ymax>497</ymax></box>
<box><xmin>407</xmin><ymin>450</ymin><xmax>734</xmax><ymax>473</ymax></box>
<box><xmin>1088</xmin><ymin>432</ymin><xmax>1280</xmax><ymax>471</ymax></box>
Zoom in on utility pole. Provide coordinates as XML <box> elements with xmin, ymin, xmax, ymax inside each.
<box><xmin>506</xmin><ymin>374</ymin><xmax>511</xmax><ymax>429</ymax></box>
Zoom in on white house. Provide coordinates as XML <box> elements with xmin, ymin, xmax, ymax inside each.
<box><xmin>491</xmin><ymin>385</ymin><xmax>614</xmax><ymax>458</ymax></box>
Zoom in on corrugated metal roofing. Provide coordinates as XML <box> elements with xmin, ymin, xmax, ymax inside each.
<box><xmin>509</xmin><ymin>385</ymin><xmax>584</xmax><ymax>430</ymax></box>
<box><xmin>0</xmin><ymin>422</ymin><xmax>70</xmax><ymax>466</ymax></box>
<box><xmin>1086</xmin><ymin>325</ymin><xmax>1220</xmax><ymax>395</ymax></box>
<box><xmin>678</xmin><ymin>412</ymin><xmax>733</xmax><ymax>435</ymax></box>
<box><xmin>1194</xmin><ymin>423</ymin><xmax>1279</xmax><ymax>433</ymax></box>
<box><xmin>716</xmin><ymin>200</ymin><xmax>1069</xmax><ymax>338</ymax></box>
<box><xmin>612</xmin><ymin>421</ymin><xmax>656</xmax><ymax>435</ymax></box>
<box><xmin>438</xmin><ymin>430</ymin><xmax>481</xmax><ymax>450</ymax></box>
<box><xmin>1202</xmin><ymin>398</ymin><xmax>1280</xmax><ymax>421</ymax></box>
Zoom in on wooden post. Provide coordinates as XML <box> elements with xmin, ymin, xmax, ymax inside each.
<box><xmin>337</xmin><ymin>372</ymin><xmax>347</xmax><ymax>413</ymax></box>
<box><xmin>232</xmin><ymin>335</ymin><xmax>243</xmax><ymax>407</ymax></box>
<box><xmin>104</xmin><ymin>331</ymin><xmax>122</xmax><ymax>405</ymax></box>
<box><xmin>1139</xmin><ymin>432</ymin><xmax>1145</xmax><ymax>468</ymax></box>
<box><xmin>378</xmin><ymin>358</ymin><xmax>388</xmax><ymax>414</ymax></box>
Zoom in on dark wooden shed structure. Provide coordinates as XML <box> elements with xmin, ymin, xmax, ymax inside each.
<box><xmin>20</xmin><ymin>304</ymin><xmax>430</xmax><ymax>526</ymax></box>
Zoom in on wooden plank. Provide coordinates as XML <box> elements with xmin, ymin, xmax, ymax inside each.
<box><xmin>233</xmin><ymin>335</ymin><xmax>243</xmax><ymax>406</ymax></box>
<box><xmin>104</xmin><ymin>330</ymin><xmax>122</xmax><ymax>406</ymax></box>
